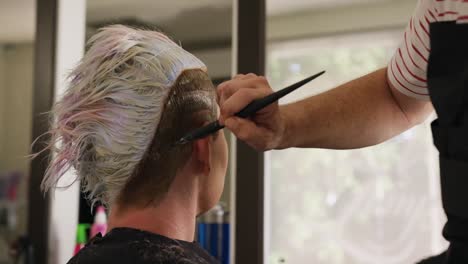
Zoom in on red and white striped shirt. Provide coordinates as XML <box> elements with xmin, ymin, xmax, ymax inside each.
<box><xmin>388</xmin><ymin>0</ymin><xmax>468</xmax><ymax>100</ymax></box>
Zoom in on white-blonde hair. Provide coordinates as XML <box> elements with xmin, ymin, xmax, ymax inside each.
<box><xmin>41</xmin><ymin>25</ymin><xmax>207</xmax><ymax>206</ymax></box>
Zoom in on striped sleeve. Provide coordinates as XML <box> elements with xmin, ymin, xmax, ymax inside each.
<box><xmin>436</xmin><ymin>0</ymin><xmax>468</xmax><ymax>24</ymax></box>
<box><xmin>388</xmin><ymin>0</ymin><xmax>468</xmax><ymax>100</ymax></box>
<box><xmin>460</xmin><ymin>1</ymin><xmax>468</xmax><ymax>23</ymax></box>
<box><xmin>387</xmin><ymin>0</ymin><xmax>435</xmax><ymax>100</ymax></box>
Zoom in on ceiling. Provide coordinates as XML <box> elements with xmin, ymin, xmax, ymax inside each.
<box><xmin>0</xmin><ymin>0</ymin><xmax>396</xmax><ymax>44</ymax></box>
<box><xmin>267</xmin><ymin>0</ymin><xmax>390</xmax><ymax>15</ymax></box>
<box><xmin>87</xmin><ymin>0</ymin><xmax>230</xmax><ymax>24</ymax></box>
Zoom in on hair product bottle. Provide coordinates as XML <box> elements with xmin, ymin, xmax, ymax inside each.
<box><xmin>90</xmin><ymin>206</ymin><xmax>107</xmax><ymax>238</ymax></box>
<box><xmin>74</xmin><ymin>224</ymin><xmax>90</xmax><ymax>255</ymax></box>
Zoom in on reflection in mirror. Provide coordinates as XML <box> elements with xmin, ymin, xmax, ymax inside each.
<box><xmin>0</xmin><ymin>0</ymin><xmax>36</xmax><ymax>263</ymax></box>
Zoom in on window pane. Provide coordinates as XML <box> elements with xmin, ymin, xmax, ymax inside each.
<box><xmin>265</xmin><ymin>31</ymin><xmax>447</xmax><ymax>264</ymax></box>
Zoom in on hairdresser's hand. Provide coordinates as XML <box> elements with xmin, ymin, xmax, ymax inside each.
<box><xmin>217</xmin><ymin>73</ymin><xmax>287</xmax><ymax>151</ymax></box>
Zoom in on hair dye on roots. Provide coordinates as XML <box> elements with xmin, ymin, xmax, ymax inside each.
<box><xmin>38</xmin><ymin>25</ymin><xmax>218</xmax><ymax>208</ymax></box>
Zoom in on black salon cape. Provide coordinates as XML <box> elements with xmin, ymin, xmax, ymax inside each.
<box><xmin>67</xmin><ymin>228</ymin><xmax>219</xmax><ymax>264</ymax></box>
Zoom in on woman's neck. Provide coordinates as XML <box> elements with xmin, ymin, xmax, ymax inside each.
<box><xmin>108</xmin><ymin>190</ymin><xmax>198</xmax><ymax>242</ymax></box>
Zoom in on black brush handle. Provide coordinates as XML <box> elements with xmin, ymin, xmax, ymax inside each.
<box><xmin>179</xmin><ymin>121</ymin><xmax>224</xmax><ymax>143</ymax></box>
<box><xmin>235</xmin><ymin>71</ymin><xmax>325</xmax><ymax>118</ymax></box>
<box><xmin>176</xmin><ymin>71</ymin><xmax>325</xmax><ymax>144</ymax></box>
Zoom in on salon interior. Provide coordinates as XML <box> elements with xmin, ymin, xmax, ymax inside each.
<box><xmin>0</xmin><ymin>0</ymin><xmax>447</xmax><ymax>264</ymax></box>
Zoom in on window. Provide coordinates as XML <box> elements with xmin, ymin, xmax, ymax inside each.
<box><xmin>265</xmin><ymin>31</ymin><xmax>447</xmax><ymax>264</ymax></box>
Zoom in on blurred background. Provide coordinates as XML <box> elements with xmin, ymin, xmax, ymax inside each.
<box><xmin>264</xmin><ymin>1</ymin><xmax>446</xmax><ymax>263</ymax></box>
<box><xmin>0</xmin><ymin>0</ymin><xmax>446</xmax><ymax>264</ymax></box>
<box><xmin>0</xmin><ymin>0</ymin><xmax>36</xmax><ymax>263</ymax></box>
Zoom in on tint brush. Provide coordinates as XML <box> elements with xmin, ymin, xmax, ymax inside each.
<box><xmin>175</xmin><ymin>70</ymin><xmax>325</xmax><ymax>145</ymax></box>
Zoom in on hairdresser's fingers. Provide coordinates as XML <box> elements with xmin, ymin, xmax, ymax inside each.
<box><xmin>233</xmin><ymin>73</ymin><xmax>257</xmax><ymax>80</ymax></box>
<box><xmin>219</xmin><ymin>82</ymin><xmax>253</xmax><ymax>107</ymax></box>
<box><xmin>227</xmin><ymin>75</ymin><xmax>269</xmax><ymax>89</ymax></box>
<box><xmin>218</xmin><ymin>76</ymin><xmax>271</xmax><ymax>104</ymax></box>
<box><xmin>219</xmin><ymin>74</ymin><xmax>252</xmax><ymax>91</ymax></box>
<box><xmin>219</xmin><ymin>88</ymin><xmax>271</xmax><ymax>123</ymax></box>
<box><xmin>224</xmin><ymin>117</ymin><xmax>275</xmax><ymax>151</ymax></box>
<box><xmin>233</xmin><ymin>74</ymin><xmax>245</xmax><ymax>80</ymax></box>
<box><xmin>243</xmin><ymin>73</ymin><xmax>258</xmax><ymax>79</ymax></box>
<box><xmin>217</xmin><ymin>80</ymin><xmax>236</xmax><ymax>100</ymax></box>
<box><xmin>218</xmin><ymin>81</ymin><xmax>254</xmax><ymax>110</ymax></box>
<box><xmin>217</xmin><ymin>85</ymin><xmax>235</xmax><ymax>109</ymax></box>
<box><xmin>218</xmin><ymin>74</ymin><xmax>263</xmax><ymax>93</ymax></box>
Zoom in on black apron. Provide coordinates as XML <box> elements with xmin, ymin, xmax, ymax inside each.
<box><xmin>418</xmin><ymin>21</ymin><xmax>468</xmax><ymax>264</ymax></box>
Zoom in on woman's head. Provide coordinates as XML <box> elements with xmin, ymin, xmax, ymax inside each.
<box><xmin>42</xmin><ymin>25</ymin><xmax>228</xmax><ymax>212</ymax></box>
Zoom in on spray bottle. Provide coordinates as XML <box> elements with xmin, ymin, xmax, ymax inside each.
<box><xmin>90</xmin><ymin>206</ymin><xmax>107</xmax><ymax>238</ymax></box>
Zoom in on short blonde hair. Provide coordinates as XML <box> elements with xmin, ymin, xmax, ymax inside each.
<box><xmin>41</xmin><ymin>25</ymin><xmax>216</xmax><ymax>207</ymax></box>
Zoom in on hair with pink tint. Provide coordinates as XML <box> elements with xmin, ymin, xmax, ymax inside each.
<box><xmin>39</xmin><ymin>25</ymin><xmax>208</xmax><ymax>207</ymax></box>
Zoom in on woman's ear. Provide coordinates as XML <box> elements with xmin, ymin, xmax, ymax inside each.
<box><xmin>192</xmin><ymin>137</ymin><xmax>211</xmax><ymax>175</ymax></box>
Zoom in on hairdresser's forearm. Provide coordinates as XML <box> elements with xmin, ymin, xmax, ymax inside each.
<box><xmin>279</xmin><ymin>68</ymin><xmax>432</xmax><ymax>149</ymax></box>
